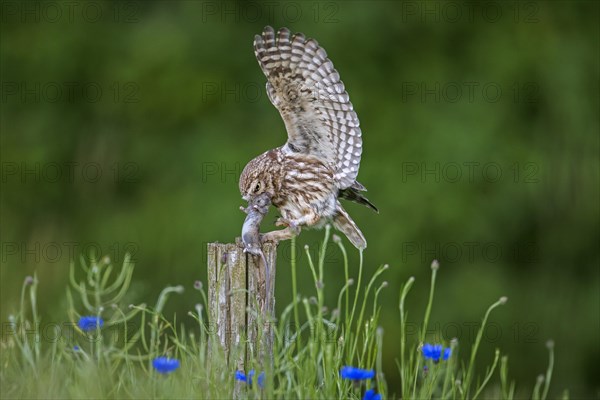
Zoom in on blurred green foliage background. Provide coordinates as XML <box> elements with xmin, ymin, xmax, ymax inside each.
<box><xmin>1</xmin><ymin>0</ymin><xmax>598</xmax><ymax>397</ymax></box>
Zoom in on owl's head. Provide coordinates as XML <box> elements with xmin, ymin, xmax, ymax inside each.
<box><xmin>239</xmin><ymin>151</ymin><xmax>277</xmax><ymax>202</ymax></box>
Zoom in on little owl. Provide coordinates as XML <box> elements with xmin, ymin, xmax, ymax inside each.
<box><xmin>239</xmin><ymin>26</ymin><xmax>377</xmax><ymax>249</ymax></box>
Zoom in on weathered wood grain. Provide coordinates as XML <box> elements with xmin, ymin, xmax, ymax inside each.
<box><xmin>207</xmin><ymin>240</ymin><xmax>277</xmax><ymax>382</ymax></box>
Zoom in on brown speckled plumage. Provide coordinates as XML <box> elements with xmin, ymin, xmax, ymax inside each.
<box><xmin>239</xmin><ymin>26</ymin><xmax>377</xmax><ymax>249</ymax></box>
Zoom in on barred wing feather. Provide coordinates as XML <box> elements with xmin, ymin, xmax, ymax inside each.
<box><xmin>253</xmin><ymin>26</ymin><xmax>363</xmax><ymax>190</ymax></box>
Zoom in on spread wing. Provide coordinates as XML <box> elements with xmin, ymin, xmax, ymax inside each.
<box><xmin>253</xmin><ymin>26</ymin><xmax>363</xmax><ymax>189</ymax></box>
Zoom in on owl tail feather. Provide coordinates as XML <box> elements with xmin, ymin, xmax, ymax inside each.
<box><xmin>338</xmin><ymin>187</ymin><xmax>379</xmax><ymax>213</ymax></box>
<box><xmin>333</xmin><ymin>205</ymin><xmax>367</xmax><ymax>250</ymax></box>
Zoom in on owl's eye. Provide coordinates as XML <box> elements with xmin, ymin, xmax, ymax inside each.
<box><xmin>253</xmin><ymin>182</ymin><xmax>261</xmax><ymax>193</ymax></box>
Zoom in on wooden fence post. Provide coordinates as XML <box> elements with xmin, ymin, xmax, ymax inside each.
<box><xmin>207</xmin><ymin>240</ymin><xmax>277</xmax><ymax>380</ymax></box>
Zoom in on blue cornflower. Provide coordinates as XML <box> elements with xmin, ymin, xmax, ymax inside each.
<box><xmin>422</xmin><ymin>343</ymin><xmax>451</xmax><ymax>362</ymax></box>
<box><xmin>340</xmin><ymin>366</ymin><xmax>375</xmax><ymax>380</ymax></box>
<box><xmin>73</xmin><ymin>345</ymin><xmax>80</xmax><ymax>351</ymax></box>
<box><xmin>152</xmin><ymin>357</ymin><xmax>180</xmax><ymax>374</ymax></box>
<box><xmin>363</xmin><ymin>388</ymin><xmax>382</xmax><ymax>400</ymax></box>
<box><xmin>77</xmin><ymin>316</ymin><xmax>104</xmax><ymax>331</ymax></box>
<box><xmin>235</xmin><ymin>370</ymin><xmax>265</xmax><ymax>388</ymax></box>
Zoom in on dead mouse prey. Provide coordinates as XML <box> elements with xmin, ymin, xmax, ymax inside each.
<box><xmin>240</xmin><ymin>192</ymin><xmax>273</xmax><ymax>311</ymax></box>
<box><xmin>240</xmin><ymin>192</ymin><xmax>271</xmax><ymax>255</ymax></box>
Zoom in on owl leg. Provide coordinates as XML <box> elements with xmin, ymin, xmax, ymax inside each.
<box><xmin>275</xmin><ymin>209</ymin><xmax>320</xmax><ymax>228</ymax></box>
<box><xmin>289</xmin><ymin>211</ymin><xmax>320</xmax><ymax>227</ymax></box>
<box><xmin>261</xmin><ymin>225</ymin><xmax>301</xmax><ymax>243</ymax></box>
<box><xmin>265</xmin><ymin>210</ymin><xmax>320</xmax><ymax>242</ymax></box>
<box><xmin>275</xmin><ymin>217</ymin><xmax>287</xmax><ymax>227</ymax></box>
